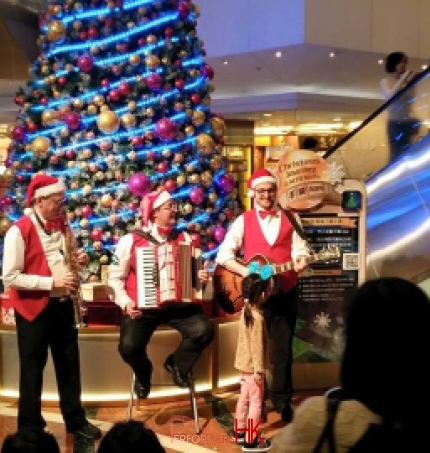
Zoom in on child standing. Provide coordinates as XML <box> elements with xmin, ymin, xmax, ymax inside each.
<box><xmin>234</xmin><ymin>275</ymin><xmax>271</xmax><ymax>452</ymax></box>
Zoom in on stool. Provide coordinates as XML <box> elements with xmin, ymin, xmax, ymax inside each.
<box><xmin>127</xmin><ymin>372</ymin><xmax>201</xmax><ymax>434</ymax></box>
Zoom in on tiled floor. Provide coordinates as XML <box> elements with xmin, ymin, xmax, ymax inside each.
<box><xmin>0</xmin><ymin>389</ymin><xmax>324</xmax><ymax>452</ymax></box>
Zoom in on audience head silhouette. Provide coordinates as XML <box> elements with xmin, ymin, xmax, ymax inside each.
<box><xmin>385</xmin><ymin>51</ymin><xmax>407</xmax><ymax>73</ymax></box>
<box><xmin>1</xmin><ymin>428</ymin><xmax>60</xmax><ymax>453</ymax></box>
<box><xmin>341</xmin><ymin>277</ymin><xmax>430</xmax><ymax>446</ymax></box>
<box><xmin>302</xmin><ymin>136</ymin><xmax>318</xmax><ymax>151</ymax></box>
<box><xmin>97</xmin><ymin>420</ymin><xmax>165</xmax><ymax>453</ymax></box>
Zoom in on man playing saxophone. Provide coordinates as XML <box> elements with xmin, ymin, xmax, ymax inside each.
<box><xmin>2</xmin><ymin>174</ymin><xmax>102</xmax><ymax>440</ymax></box>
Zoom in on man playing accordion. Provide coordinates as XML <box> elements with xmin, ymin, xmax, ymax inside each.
<box><xmin>107</xmin><ymin>189</ymin><xmax>214</xmax><ymax>399</ymax></box>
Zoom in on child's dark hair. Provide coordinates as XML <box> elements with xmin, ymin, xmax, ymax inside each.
<box><xmin>242</xmin><ymin>274</ymin><xmax>269</xmax><ymax>327</ymax></box>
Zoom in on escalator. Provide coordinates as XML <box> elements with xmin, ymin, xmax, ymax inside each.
<box><xmin>324</xmin><ymin>66</ymin><xmax>430</xmax><ymax>283</ymax></box>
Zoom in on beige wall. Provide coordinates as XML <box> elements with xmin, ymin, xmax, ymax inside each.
<box><xmin>305</xmin><ymin>0</ymin><xmax>430</xmax><ymax>59</ymax></box>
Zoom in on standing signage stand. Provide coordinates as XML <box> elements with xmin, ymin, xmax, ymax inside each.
<box><xmin>275</xmin><ymin>150</ymin><xmax>366</xmax><ymax>390</ymax></box>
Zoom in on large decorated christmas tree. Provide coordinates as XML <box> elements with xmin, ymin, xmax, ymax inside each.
<box><xmin>1</xmin><ymin>0</ymin><xmax>241</xmax><ymax>281</ymax></box>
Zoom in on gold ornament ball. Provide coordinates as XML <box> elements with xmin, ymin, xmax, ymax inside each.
<box><xmin>99</xmin><ymin>104</ymin><xmax>109</xmax><ymax>112</ymax></box>
<box><xmin>128</xmin><ymin>101</ymin><xmax>137</xmax><ymax>112</ymax></box>
<box><xmin>72</xmin><ymin>20</ymin><xmax>82</xmax><ymax>31</ymax></box>
<box><xmin>73</xmin><ymin>99</ymin><xmax>84</xmax><ymax>109</ymax></box>
<box><xmin>147</xmin><ymin>34</ymin><xmax>157</xmax><ymax>44</ymax></box>
<box><xmin>47</xmin><ymin>20</ymin><xmax>66</xmax><ymax>42</ymax></box>
<box><xmin>0</xmin><ymin>217</ymin><xmax>12</xmax><ymax>236</ymax></box>
<box><xmin>97</xmin><ymin>110</ymin><xmax>120</xmax><ymax>134</ymax></box>
<box><xmin>42</xmin><ymin>109</ymin><xmax>57</xmax><ymax>125</ymax></box>
<box><xmin>83</xmin><ymin>184</ymin><xmax>92</xmax><ymax>195</ymax></box>
<box><xmin>80</xmin><ymin>218</ymin><xmax>89</xmax><ymax>229</ymax></box>
<box><xmin>196</xmin><ymin>133</ymin><xmax>215</xmax><ymax>155</ymax></box>
<box><xmin>176</xmin><ymin>174</ymin><xmax>186</xmax><ymax>186</ymax></box>
<box><xmin>208</xmin><ymin>192</ymin><xmax>218</xmax><ymax>203</ymax></box>
<box><xmin>41</xmin><ymin>65</ymin><xmax>50</xmax><ymax>75</ymax></box>
<box><xmin>184</xmin><ymin>125</ymin><xmax>195</xmax><ymax>136</ymax></box>
<box><xmin>93</xmin><ymin>94</ymin><xmax>105</xmax><ymax>106</ymax></box>
<box><xmin>129</xmin><ymin>54</ymin><xmax>141</xmax><ymax>65</ymax></box>
<box><xmin>31</xmin><ymin>137</ymin><xmax>51</xmax><ymax>156</ymax></box>
<box><xmin>188</xmin><ymin>173</ymin><xmax>200</xmax><ymax>184</ymax></box>
<box><xmin>101</xmin><ymin>193</ymin><xmax>113</xmax><ymax>207</ymax></box>
<box><xmin>145</xmin><ymin>55</ymin><xmax>160</xmax><ymax>70</ymax></box>
<box><xmin>162</xmin><ymin>148</ymin><xmax>171</xmax><ymax>158</ymax></box>
<box><xmin>192</xmin><ymin>110</ymin><xmax>206</xmax><ymax>126</ymax></box>
<box><xmin>210</xmin><ymin>155</ymin><xmax>223</xmax><ymax>170</ymax></box>
<box><xmin>0</xmin><ymin>168</ymin><xmax>14</xmax><ymax>186</ymax></box>
<box><xmin>121</xmin><ymin>113</ymin><xmax>136</xmax><ymax>129</ymax></box>
<box><xmin>211</xmin><ymin>117</ymin><xmax>226</xmax><ymax>137</ymax></box>
<box><xmin>100</xmin><ymin>255</ymin><xmax>109</xmax><ymax>264</ymax></box>
<box><xmin>183</xmin><ymin>203</ymin><xmax>193</xmax><ymax>214</ymax></box>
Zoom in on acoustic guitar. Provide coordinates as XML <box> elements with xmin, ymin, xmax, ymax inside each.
<box><xmin>213</xmin><ymin>246</ymin><xmax>341</xmax><ymax>314</ymax></box>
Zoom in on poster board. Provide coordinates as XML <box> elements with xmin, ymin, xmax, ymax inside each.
<box><xmin>274</xmin><ymin>150</ymin><xmax>366</xmax><ymax>389</ymax></box>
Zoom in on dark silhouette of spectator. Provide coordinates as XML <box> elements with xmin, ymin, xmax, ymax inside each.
<box><xmin>1</xmin><ymin>428</ymin><xmax>60</xmax><ymax>453</ymax></box>
<box><xmin>302</xmin><ymin>136</ymin><xmax>318</xmax><ymax>151</ymax></box>
<box><xmin>97</xmin><ymin>420</ymin><xmax>165</xmax><ymax>453</ymax></box>
<box><xmin>271</xmin><ymin>277</ymin><xmax>430</xmax><ymax>452</ymax></box>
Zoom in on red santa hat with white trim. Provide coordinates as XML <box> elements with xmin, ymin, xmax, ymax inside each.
<box><xmin>26</xmin><ymin>174</ymin><xmax>66</xmax><ymax>207</ymax></box>
<box><xmin>246</xmin><ymin>168</ymin><xmax>278</xmax><ymax>197</ymax></box>
<box><xmin>140</xmin><ymin>188</ymin><xmax>172</xmax><ymax>229</ymax></box>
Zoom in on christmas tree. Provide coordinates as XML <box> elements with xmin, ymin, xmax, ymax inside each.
<box><xmin>2</xmin><ymin>0</ymin><xmax>241</xmax><ymax>281</ymax></box>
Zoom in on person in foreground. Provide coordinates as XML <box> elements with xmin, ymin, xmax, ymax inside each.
<box><xmin>234</xmin><ymin>278</ymin><xmax>271</xmax><ymax>452</ymax></box>
<box><xmin>271</xmin><ymin>277</ymin><xmax>430</xmax><ymax>452</ymax></box>
<box><xmin>97</xmin><ymin>420</ymin><xmax>165</xmax><ymax>453</ymax></box>
<box><xmin>2</xmin><ymin>175</ymin><xmax>101</xmax><ymax>440</ymax></box>
<box><xmin>107</xmin><ymin>188</ymin><xmax>214</xmax><ymax>398</ymax></box>
<box><xmin>216</xmin><ymin>168</ymin><xmax>310</xmax><ymax>423</ymax></box>
<box><xmin>1</xmin><ymin>427</ymin><xmax>60</xmax><ymax>453</ymax></box>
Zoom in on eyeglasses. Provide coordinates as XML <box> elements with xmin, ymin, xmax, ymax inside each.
<box><xmin>255</xmin><ymin>188</ymin><xmax>277</xmax><ymax>195</ymax></box>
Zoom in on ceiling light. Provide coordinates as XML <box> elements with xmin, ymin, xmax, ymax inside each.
<box><xmin>275</xmin><ymin>51</ymin><xmax>282</xmax><ymax>58</ymax></box>
<box><xmin>329</xmin><ymin>52</ymin><xmax>336</xmax><ymax>58</ymax></box>
<box><xmin>332</xmin><ymin>117</ymin><xmax>342</xmax><ymax>122</ymax></box>
<box><xmin>378</xmin><ymin>59</ymin><xmax>384</xmax><ymax>65</ymax></box>
<box><xmin>223</xmin><ymin>60</ymin><xmax>228</xmax><ymax>65</ymax></box>
<box><xmin>422</xmin><ymin>64</ymin><xmax>428</xmax><ymax>70</ymax></box>
<box><xmin>263</xmin><ymin>113</ymin><xmax>272</xmax><ymax>117</ymax></box>
<box><xmin>254</xmin><ymin>125</ymin><xmax>294</xmax><ymax>135</ymax></box>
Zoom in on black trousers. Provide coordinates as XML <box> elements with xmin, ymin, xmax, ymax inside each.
<box><xmin>14</xmin><ymin>298</ymin><xmax>86</xmax><ymax>431</ymax></box>
<box><xmin>118</xmin><ymin>303</ymin><xmax>214</xmax><ymax>385</ymax></box>
<box><xmin>262</xmin><ymin>285</ymin><xmax>299</xmax><ymax>412</ymax></box>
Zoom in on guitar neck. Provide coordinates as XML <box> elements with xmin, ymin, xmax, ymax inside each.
<box><xmin>272</xmin><ymin>253</ymin><xmax>318</xmax><ymax>275</ymax></box>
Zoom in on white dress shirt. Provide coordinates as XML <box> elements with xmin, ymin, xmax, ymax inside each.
<box><xmin>215</xmin><ymin>207</ymin><xmax>309</xmax><ymax>265</ymax></box>
<box><xmin>2</xmin><ymin>212</ymin><xmax>69</xmax><ymax>297</ymax></box>
<box><xmin>107</xmin><ymin>224</ymin><xmax>191</xmax><ymax>310</ymax></box>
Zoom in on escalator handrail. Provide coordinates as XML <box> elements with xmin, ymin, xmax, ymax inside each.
<box><xmin>322</xmin><ymin>64</ymin><xmax>430</xmax><ymax>160</ymax></box>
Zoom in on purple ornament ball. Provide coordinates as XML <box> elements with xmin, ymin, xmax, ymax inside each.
<box><xmin>128</xmin><ymin>173</ymin><xmax>151</xmax><ymax>197</ymax></box>
<box><xmin>219</xmin><ymin>174</ymin><xmax>235</xmax><ymax>193</ymax></box>
<box><xmin>12</xmin><ymin>125</ymin><xmax>26</xmax><ymax>142</ymax></box>
<box><xmin>77</xmin><ymin>54</ymin><xmax>94</xmax><ymax>73</ymax></box>
<box><xmin>189</xmin><ymin>187</ymin><xmax>204</xmax><ymax>205</ymax></box>
<box><xmin>178</xmin><ymin>1</ymin><xmax>191</xmax><ymax>18</ymax></box>
<box><xmin>63</xmin><ymin>111</ymin><xmax>81</xmax><ymax>130</ymax></box>
<box><xmin>145</xmin><ymin>73</ymin><xmax>163</xmax><ymax>91</ymax></box>
<box><xmin>213</xmin><ymin>226</ymin><xmax>226</xmax><ymax>243</ymax></box>
<box><xmin>155</xmin><ymin>118</ymin><xmax>178</xmax><ymax>141</ymax></box>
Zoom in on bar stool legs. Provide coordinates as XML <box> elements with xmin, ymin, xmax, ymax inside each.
<box><xmin>127</xmin><ymin>372</ymin><xmax>201</xmax><ymax>434</ymax></box>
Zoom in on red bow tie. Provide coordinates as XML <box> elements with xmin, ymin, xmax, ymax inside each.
<box><xmin>45</xmin><ymin>218</ymin><xmax>66</xmax><ymax>233</ymax></box>
<box><xmin>157</xmin><ymin>225</ymin><xmax>173</xmax><ymax>236</ymax></box>
<box><xmin>259</xmin><ymin>209</ymin><xmax>278</xmax><ymax>219</ymax></box>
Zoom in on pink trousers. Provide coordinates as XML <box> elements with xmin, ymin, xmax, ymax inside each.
<box><xmin>235</xmin><ymin>372</ymin><xmax>263</xmax><ymax>440</ymax></box>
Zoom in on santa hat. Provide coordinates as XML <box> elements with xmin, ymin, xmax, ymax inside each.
<box><xmin>246</xmin><ymin>168</ymin><xmax>277</xmax><ymax>197</ymax></box>
<box><xmin>140</xmin><ymin>189</ymin><xmax>172</xmax><ymax>228</ymax></box>
<box><xmin>26</xmin><ymin>174</ymin><xmax>66</xmax><ymax>207</ymax></box>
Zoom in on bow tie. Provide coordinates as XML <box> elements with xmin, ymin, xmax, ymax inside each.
<box><xmin>259</xmin><ymin>209</ymin><xmax>278</xmax><ymax>219</ymax></box>
<box><xmin>157</xmin><ymin>225</ymin><xmax>173</xmax><ymax>236</ymax></box>
<box><xmin>45</xmin><ymin>218</ymin><xmax>66</xmax><ymax>233</ymax></box>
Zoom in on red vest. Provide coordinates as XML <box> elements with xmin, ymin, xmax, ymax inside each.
<box><xmin>125</xmin><ymin>231</ymin><xmax>188</xmax><ymax>308</ymax></box>
<box><xmin>7</xmin><ymin>216</ymin><xmax>52</xmax><ymax>321</ymax></box>
<box><xmin>243</xmin><ymin>210</ymin><xmax>298</xmax><ymax>292</ymax></box>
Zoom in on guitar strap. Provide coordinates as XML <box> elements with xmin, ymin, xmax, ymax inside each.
<box><xmin>281</xmin><ymin>208</ymin><xmax>314</xmax><ymax>254</ymax></box>
<box><xmin>131</xmin><ymin>229</ymin><xmax>181</xmax><ymax>245</ymax></box>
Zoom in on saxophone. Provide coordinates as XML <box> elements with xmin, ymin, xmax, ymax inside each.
<box><xmin>64</xmin><ymin>222</ymin><xmax>85</xmax><ymax>328</ymax></box>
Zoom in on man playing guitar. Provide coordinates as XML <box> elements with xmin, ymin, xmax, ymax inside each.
<box><xmin>215</xmin><ymin>168</ymin><xmax>310</xmax><ymax>423</ymax></box>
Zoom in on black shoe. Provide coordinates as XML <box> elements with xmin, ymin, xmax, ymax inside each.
<box><xmin>68</xmin><ymin>421</ymin><xmax>102</xmax><ymax>440</ymax></box>
<box><xmin>164</xmin><ymin>354</ymin><xmax>191</xmax><ymax>388</ymax></box>
<box><xmin>134</xmin><ymin>377</ymin><xmax>150</xmax><ymax>399</ymax></box>
<box><xmin>281</xmin><ymin>404</ymin><xmax>294</xmax><ymax>423</ymax></box>
<box><xmin>232</xmin><ymin>431</ymin><xmax>246</xmax><ymax>444</ymax></box>
<box><xmin>242</xmin><ymin>436</ymin><xmax>271</xmax><ymax>452</ymax></box>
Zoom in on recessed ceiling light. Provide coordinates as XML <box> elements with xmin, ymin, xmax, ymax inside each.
<box><xmin>223</xmin><ymin>60</ymin><xmax>228</xmax><ymax>65</ymax></box>
<box><xmin>329</xmin><ymin>52</ymin><xmax>336</xmax><ymax>58</ymax></box>
<box><xmin>378</xmin><ymin>59</ymin><xmax>384</xmax><ymax>65</ymax></box>
<box><xmin>275</xmin><ymin>51</ymin><xmax>282</xmax><ymax>58</ymax></box>
<box><xmin>332</xmin><ymin>117</ymin><xmax>342</xmax><ymax>122</ymax></box>
<box><xmin>422</xmin><ymin>64</ymin><xmax>428</xmax><ymax>70</ymax></box>
<box><xmin>263</xmin><ymin>113</ymin><xmax>272</xmax><ymax>117</ymax></box>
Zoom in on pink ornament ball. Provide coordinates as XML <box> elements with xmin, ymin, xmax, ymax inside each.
<box><xmin>77</xmin><ymin>54</ymin><xmax>94</xmax><ymax>73</ymax></box>
<box><xmin>128</xmin><ymin>173</ymin><xmax>151</xmax><ymax>197</ymax></box>
<box><xmin>218</xmin><ymin>174</ymin><xmax>235</xmax><ymax>193</ymax></box>
<box><xmin>202</xmin><ymin>64</ymin><xmax>214</xmax><ymax>80</ymax></box>
<box><xmin>155</xmin><ymin>118</ymin><xmax>178</xmax><ymax>141</ymax></box>
<box><xmin>81</xmin><ymin>205</ymin><xmax>93</xmax><ymax>219</ymax></box>
<box><xmin>178</xmin><ymin>1</ymin><xmax>191</xmax><ymax>18</ymax></box>
<box><xmin>189</xmin><ymin>187</ymin><xmax>204</xmax><ymax>205</ymax></box>
<box><xmin>145</xmin><ymin>73</ymin><xmax>163</xmax><ymax>91</ymax></box>
<box><xmin>90</xmin><ymin>227</ymin><xmax>103</xmax><ymax>241</ymax></box>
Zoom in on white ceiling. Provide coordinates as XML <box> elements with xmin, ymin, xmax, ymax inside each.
<box><xmin>0</xmin><ymin>1</ymin><xmax>429</xmax><ymax>129</ymax></box>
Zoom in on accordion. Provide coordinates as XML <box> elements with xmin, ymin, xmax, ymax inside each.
<box><xmin>135</xmin><ymin>242</ymin><xmax>204</xmax><ymax>308</ymax></box>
